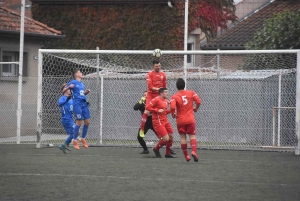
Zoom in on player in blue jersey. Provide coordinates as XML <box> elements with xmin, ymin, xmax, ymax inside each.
<box><xmin>64</xmin><ymin>69</ymin><xmax>91</xmax><ymax>150</ymax></box>
<box><xmin>58</xmin><ymin>83</ymin><xmax>75</xmax><ymax>154</ymax></box>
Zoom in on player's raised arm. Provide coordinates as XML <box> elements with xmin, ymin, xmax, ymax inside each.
<box><xmin>58</xmin><ymin>96</ymin><xmax>72</xmax><ymax>107</ymax></box>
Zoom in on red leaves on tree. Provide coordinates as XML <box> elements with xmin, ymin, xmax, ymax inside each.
<box><xmin>32</xmin><ymin>1</ymin><xmax>237</xmax><ymax>50</ymax></box>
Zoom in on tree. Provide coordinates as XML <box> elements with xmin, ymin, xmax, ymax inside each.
<box><xmin>247</xmin><ymin>10</ymin><xmax>300</xmax><ymax>50</ymax></box>
<box><xmin>32</xmin><ymin>0</ymin><xmax>237</xmax><ymax>50</ymax></box>
<box><xmin>242</xmin><ymin>10</ymin><xmax>299</xmax><ymax>70</ymax></box>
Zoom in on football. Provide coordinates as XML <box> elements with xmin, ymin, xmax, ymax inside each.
<box><xmin>153</xmin><ymin>49</ymin><xmax>162</xmax><ymax>58</ymax></box>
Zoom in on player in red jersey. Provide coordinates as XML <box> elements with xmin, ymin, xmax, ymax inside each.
<box><xmin>146</xmin><ymin>88</ymin><xmax>176</xmax><ymax>158</ymax></box>
<box><xmin>170</xmin><ymin>78</ymin><xmax>201</xmax><ymax>162</ymax></box>
<box><xmin>139</xmin><ymin>60</ymin><xmax>167</xmax><ymax>138</ymax></box>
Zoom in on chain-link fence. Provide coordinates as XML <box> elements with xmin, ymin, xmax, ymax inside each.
<box><xmin>1</xmin><ymin>50</ymin><xmax>299</xmax><ymax>153</ymax></box>
<box><xmin>0</xmin><ymin>76</ymin><xmax>37</xmax><ymax>143</ymax></box>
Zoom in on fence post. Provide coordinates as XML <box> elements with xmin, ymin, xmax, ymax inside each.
<box><xmin>295</xmin><ymin>51</ymin><xmax>300</xmax><ymax>155</ymax></box>
<box><xmin>96</xmin><ymin>47</ymin><xmax>101</xmax><ymax>146</ymax></box>
<box><xmin>100</xmin><ymin>74</ymin><xmax>104</xmax><ymax>145</ymax></box>
<box><xmin>277</xmin><ymin>72</ymin><xmax>282</xmax><ymax>146</ymax></box>
<box><xmin>36</xmin><ymin>50</ymin><xmax>43</xmax><ymax>148</ymax></box>
<box><xmin>16</xmin><ymin>0</ymin><xmax>25</xmax><ymax>144</ymax></box>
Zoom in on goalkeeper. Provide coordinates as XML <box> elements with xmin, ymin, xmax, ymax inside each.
<box><xmin>134</xmin><ymin>91</ymin><xmax>175</xmax><ymax>155</ymax></box>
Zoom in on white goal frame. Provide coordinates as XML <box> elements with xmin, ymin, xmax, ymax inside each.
<box><xmin>36</xmin><ymin>49</ymin><xmax>300</xmax><ymax>155</ymax></box>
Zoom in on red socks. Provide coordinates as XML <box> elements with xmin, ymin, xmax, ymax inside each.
<box><xmin>139</xmin><ymin>113</ymin><xmax>148</xmax><ymax>130</ymax></box>
<box><xmin>181</xmin><ymin>144</ymin><xmax>188</xmax><ymax>157</ymax></box>
<box><xmin>154</xmin><ymin>139</ymin><xmax>166</xmax><ymax>151</ymax></box>
<box><xmin>190</xmin><ymin>139</ymin><xmax>197</xmax><ymax>152</ymax></box>
<box><xmin>166</xmin><ymin>140</ymin><xmax>173</xmax><ymax>155</ymax></box>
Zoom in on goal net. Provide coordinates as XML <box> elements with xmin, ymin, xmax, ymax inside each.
<box><xmin>37</xmin><ymin>49</ymin><xmax>300</xmax><ymax>154</ymax></box>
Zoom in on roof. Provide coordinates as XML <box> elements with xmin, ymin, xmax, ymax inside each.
<box><xmin>201</xmin><ymin>0</ymin><xmax>300</xmax><ymax>50</ymax></box>
<box><xmin>0</xmin><ymin>6</ymin><xmax>64</xmax><ymax>38</ymax></box>
<box><xmin>31</xmin><ymin>0</ymin><xmax>173</xmax><ymax>5</ymax></box>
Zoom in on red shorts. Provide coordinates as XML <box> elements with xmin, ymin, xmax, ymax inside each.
<box><xmin>177</xmin><ymin>122</ymin><xmax>196</xmax><ymax>135</ymax></box>
<box><xmin>146</xmin><ymin>93</ymin><xmax>159</xmax><ymax>108</ymax></box>
<box><xmin>154</xmin><ymin>122</ymin><xmax>174</xmax><ymax>139</ymax></box>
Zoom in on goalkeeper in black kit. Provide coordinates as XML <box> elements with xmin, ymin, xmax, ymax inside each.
<box><xmin>134</xmin><ymin>91</ymin><xmax>175</xmax><ymax>155</ymax></box>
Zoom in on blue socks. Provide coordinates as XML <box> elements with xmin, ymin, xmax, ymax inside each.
<box><xmin>82</xmin><ymin>125</ymin><xmax>89</xmax><ymax>139</ymax></box>
<box><xmin>73</xmin><ymin>125</ymin><xmax>81</xmax><ymax>140</ymax></box>
<box><xmin>65</xmin><ymin>134</ymin><xmax>73</xmax><ymax>145</ymax></box>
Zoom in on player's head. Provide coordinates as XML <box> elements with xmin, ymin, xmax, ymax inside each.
<box><xmin>72</xmin><ymin>69</ymin><xmax>83</xmax><ymax>79</ymax></box>
<box><xmin>152</xmin><ymin>59</ymin><xmax>161</xmax><ymax>72</ymax></box>
<box><xmin>61</xmin><ymin>83</ymin><xmax>71</xmax><ymax>96</ymax></box>
<box><xmin>159</xmin><ymin>87</ymin><xmax>168</xmax><ymax>99</ymax></box>
<box><xmin>176</xmin><ymin>78</ymin><xmax>185</xmax><ymax>90</ymax></box>
<box><xmin>143</xmin><ymin>91</ymin><xmax>147</xmax><ymax>98</ymax></box>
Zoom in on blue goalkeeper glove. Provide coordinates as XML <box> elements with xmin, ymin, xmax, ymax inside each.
<box><xmin>139</xmin><ymin>97</ymin><xmax>146</xmax><ymax>104</ymax></box>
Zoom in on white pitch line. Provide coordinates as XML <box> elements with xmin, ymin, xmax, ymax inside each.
<box><xmin>0</xmin><ymin>172</ymin><xmax>298</xmax><ymax>187</ymax></box>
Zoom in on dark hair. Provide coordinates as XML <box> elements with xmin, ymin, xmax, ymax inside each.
<box><xmin>72</xmin><ymin>69</ymin><xmax>80</xmax><ymax>78</ymax></box>
<box><xmin>176</xmin><ymin>78</ymin><xmax>185</xmax><ymax>90</ymax></box>
<box><xmin>61</xmin><ymin>83</ymin><xmax>67</xmax><ymax>92</ymax></box>
<box><xmin>143</xmin><ymin>91</ymin><xmax>147</xmax><ymax>93</ymax></box>
<box><xmin>153</xmin><ymin>59</ymin><xmax>160</xmax><ymax>66</ymax></box>
<box><xmin>159</xmin><ymin>87</ymin><xmax>167</xmax><ymax>94</ymax></box>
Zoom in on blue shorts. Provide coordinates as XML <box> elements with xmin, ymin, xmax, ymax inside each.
<box><xmin>62</xmin><ymin>119</ymin><xmax>75</xmax><ymax>135</ymax></box>
<box><xmin>73</xmin><ymin>101</ymin><xmax>91</xmax><ymax>120</ymax></box>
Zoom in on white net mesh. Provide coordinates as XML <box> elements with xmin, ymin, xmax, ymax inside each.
<box><xmin>37</xmin><ymin>50</ymin><xmax>298</xmax><ymax>152</ymax></box>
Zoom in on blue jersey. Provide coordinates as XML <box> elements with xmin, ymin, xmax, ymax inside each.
<box><xmin>67</xmin><ymin>79</ymin><xmax>87</xmax><ymax>105</ymax></box>
<box><xmin>58</xmin><ymin>95</ymin><xmax>73</xmax><ymax>120</ymax></box>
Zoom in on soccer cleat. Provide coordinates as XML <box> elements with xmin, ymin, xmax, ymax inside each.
<box><xmin>73</xmin><ymin>140</ymin><xmax>80</xmax><ymax>150</ymax></box>
<box><xmin>62</xmin><ymin>143</ymin><xmax>71</xmax><ymax>151</ymax></box>
<box><xmin>80</xmin><ymin>139</ymin><xmax>88</xmax><ymax>148</ymax></box>
<box><xmin>185</xmin><ymin>155</ymin><xmax>191</xmax><ymax>162</ymax></box>
<box><xmin>140</xmin><ymin>150</ymin><xmax>149</xmax><ymax>154</ymax></box>
<box><xmin>191</xmin><ymin>151</ymin><xmax>199</xmax><ymax>162</ymax></box>
<box><xmin>170</xmin><ymin>149</ymin><xmax>176</xmax><ymax>155</ymax></box>
<box><xmin>165</xmin><ymin>154</ymin><xmax>177</xmax><ymax>158</ymax></box>
<box><xmin>153</xmin><ymin>148</ymin><xmax>162</xmax><ymax>158</ymax></box>
<box><xmin>139</xmin><ymin>130</ymin><xmax>145</xmax><ymax>138</ymax></box>
<box><xmin>59</xmin><ymin>144</ymin><xmax>67</xmax><ymax>154</ymax></box>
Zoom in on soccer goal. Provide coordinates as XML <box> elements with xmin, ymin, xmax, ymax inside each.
<box><xmin>36</xmin><ymin>49</ymin><xmax>300</xmax><ymax>155</ymax></box>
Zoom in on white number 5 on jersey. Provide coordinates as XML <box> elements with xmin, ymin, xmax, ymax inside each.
<box><xmin>182</xmin><ymin>95</ymin><xmax>188</xmax><ymax>105</ymax></box>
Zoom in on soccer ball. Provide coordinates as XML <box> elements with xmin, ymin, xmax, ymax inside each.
<box><xmin>153</xmin><ymin>49</ymin><xmax>162</xmax><ymax>58</ymax></box>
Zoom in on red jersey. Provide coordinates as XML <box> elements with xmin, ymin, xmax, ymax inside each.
<box><xmin>146</xmin><ymin>70</ymin><xmax>166</xmax><ymax>94</ymax></box>
<box><xmin>146</xmin><ymin>96</ymin><xmax>170</xmax><ymax>127</ymax></box>
<box><xmin>170</xmin><ymin>90</ymin><xmax>201</xmax><ymax>126</ymax></box>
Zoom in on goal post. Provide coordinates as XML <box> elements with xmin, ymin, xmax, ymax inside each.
<box><xmin>36</xmin><ymin>49</ymin><xmax>300</xmax><ymax>155</ymax></box>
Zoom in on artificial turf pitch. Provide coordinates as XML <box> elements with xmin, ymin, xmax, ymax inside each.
<box><xmin>0</xmin><ymin>144</ymin><xmax>300</xmax><ymax>201</ymax></box>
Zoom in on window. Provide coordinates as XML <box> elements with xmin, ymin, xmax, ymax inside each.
<box><xmin>2</xmin><ymin>52</ymin><xmax>18</xmax><ymax>77</ymax></box>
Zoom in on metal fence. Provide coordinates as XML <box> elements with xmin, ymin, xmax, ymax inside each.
<box><xmin>1</xmin><ymin>50</ymin><xmax>299</xmax><ymax>154</ymax></box>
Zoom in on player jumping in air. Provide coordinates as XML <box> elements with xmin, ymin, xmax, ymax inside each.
<box><xmin>64</xmin><ymin>69</ymin><xmax>91</xmax><ymax>150</ymax></box>
<box><xmin>134</xmin><ymin>91</ymin><xmax>176</xmax><ymax>155</ymax></box>
<box><xmin>170</xmin><ymin>78</ymin><xmax>201</xmax><ymax>162</ymax></box>
<box><xmin>146</xmin><ymin>88</ymin><xmax>176</xmax><ymax>158</ymax></box>
<box><xmin>139</xmin><ymin>60</ymin><xmax>166</xmax><ymax>138</ymax></box>
<box><xmin>58</xmin><ymin>83</ymin><xmax>74</xmax><ymax>154</ymax></box>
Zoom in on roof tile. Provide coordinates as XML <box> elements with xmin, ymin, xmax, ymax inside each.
<box><xmin>0</xmin><ymin>6</ymin><xmax>62</xmax><ymax>36</ymax></box>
